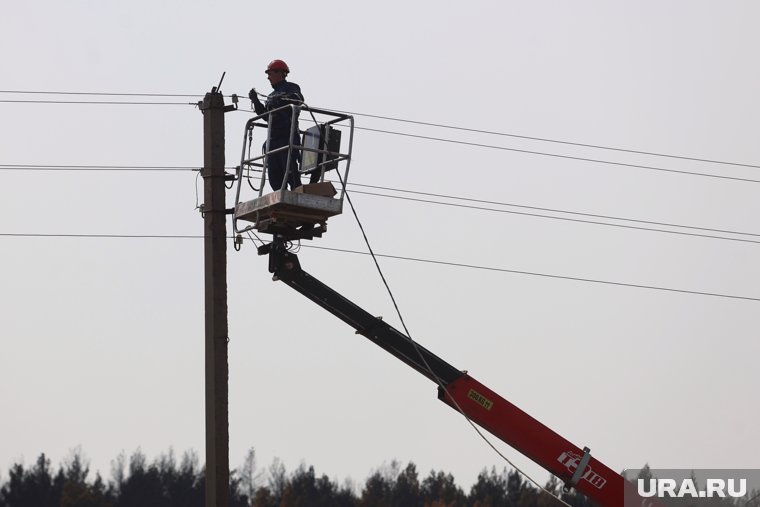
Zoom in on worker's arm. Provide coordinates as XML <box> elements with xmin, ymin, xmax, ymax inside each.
<box><xmin>249</xmin><ymin>88</ymin><xmax>266</xmax><ymax>115</ymax></box>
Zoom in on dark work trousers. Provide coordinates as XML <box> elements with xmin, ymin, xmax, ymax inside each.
<box><xmin>264</xmin><ymin>136</ymin><xmax>302</xmax><ymax>191</ymax></box>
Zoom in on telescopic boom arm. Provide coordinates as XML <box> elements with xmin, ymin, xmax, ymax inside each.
<box><xmin>261</xmin><ymin>238</ymin><xmax>645</xmax><ymax>507</ymax></box>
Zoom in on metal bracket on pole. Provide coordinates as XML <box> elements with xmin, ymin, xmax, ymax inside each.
<box><xmin>199</xmin><ymin>207</ymin><xmax>235</xmax><ymax>215</ymax></box>
<box><xmin>224</xmin><ymin>92</ymin><xmax>238</xmax><ymax>113</ymax></box>
<box><xmin>564</xmin><ymin>446</ymin><xmax>592</xmax><ymax>492</ymax></box>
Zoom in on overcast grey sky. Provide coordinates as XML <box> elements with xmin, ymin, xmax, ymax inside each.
<box><xmin>1</xmin><ymin>0</ymin><xmax>758</xmax><ymax>493</ymax></box>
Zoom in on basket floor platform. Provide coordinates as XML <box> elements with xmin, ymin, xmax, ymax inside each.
<box><xmin>234</xmin><ymin>183</ymin><xmax>342</xmax><ymax>241</ymax></box>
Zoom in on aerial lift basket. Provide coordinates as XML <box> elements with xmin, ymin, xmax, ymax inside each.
<box><xmin>233</xmin><ymin>105</ymin><xmax>354</xmax><ymax>241</ymax></box>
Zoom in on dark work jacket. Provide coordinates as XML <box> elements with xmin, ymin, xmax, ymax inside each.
<box><xmin>253</xmin><ymin>80</ymin><xmax>304</xmax><ymax>140</ymax></box>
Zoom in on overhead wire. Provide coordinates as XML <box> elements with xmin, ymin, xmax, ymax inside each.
<box><xmin>2</xmin><ymin>232</ymin><xmax>759</xmax><ymax>302</ymax></box>
<box><xmin>231</xmin><ymin>105</ymin><xmax>760</xmax><ymax>184</ymax></box>
<box><xmin>19</xmin><ymin>87</ymin><xmax>737</xmax><ymax>173</ymax></box>
<box><xmin>232</xmin><ymin>159</ymin><xmax>759</xmax><ymax>244</ymax></box>
<box><xmin>0</xmin><ymin>90</ymin><xmax>204</xmax><ymax>98</ymax></box>
<box><xmin>322</xmin><ymin>107</ymin><xmax>760</xmax><ymax>171</ymax></box>
<box><xmin>3</xmin><ymin>90</ymin><xmax>758</xmax><ymax>183</ymax></box>
<box><xmin>0</xmin><ymin>99</ymin><xmax>196</xmax><ymax>106</ymax></box>
<box><xmin>0</xmin><ymin>164</ymin><xmax>203</xmax><ymax>171</ymax></box>
<box><xmin>245</xmin><ymin>103</ymin><xmax>760</xmax><ymax>184</ymax></box>
<box><xmin>2</xmin><ymin>89</ymin><xmax>759</xmax><ymax>173</ymax></box>
<box><xmin>347</xmin><ymin>189</ymin><xmax>760</xmax><ymax>246</ymax></box>
<box><xmin>344</xmin><ymin>181</ymin><xmax>760</xmax><ymax>238</ymax></box>
<box><xmin>230</xmin><ymin>102</ymin><xmax>760</xmax><ymax>303</ymax></box>
<box><xmin>3</xmin><ymin>89</ymin><xmax>759</xmax><ymax>177</ymax></box>
<box><xmin>0</xmin><ymin>233</ymin><xmax>203</xmax><ymax>239</ymax></box>
<box><xmin>3</xmin><ymin>162</ymin><xmax>758</xmax><ymax>244</ymax></box>
<box><xmin>300</xmin><ymin>243</ymin><xmax>760</xmax><ymax>303</ymax></box>
<box><xmin>3</xmin><ymin>95</ymin><xmax>758</xmax><ymax>296</ymax></box>
<box><xmin>353</xmin><ymin>126</ymin><xmax>760</xmax><ymax>184</ymax></box>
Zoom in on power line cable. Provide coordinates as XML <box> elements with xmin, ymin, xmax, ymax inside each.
<box><xmin>0</xmin><ymin>90</ymin><xmax>204</xmax><ymax>98</ymax></box>
<box><xmin>4</xmin><ymin>162</ymin><xmax>757</xmax><ymax>243</ymax></box>
<box><xmin>236</xmin><ymin>105</ymin><xmax>759</xmax><ymax>183</ymax></box>
<box><xmin>4</xmin><ymin>162</ymin><xmax>757</xmax><ymax>244</ymax></box>
<box><xmin>348</xmin><ymin>189</ymin><xmax>760</xmax><ymax>246</ymax></box>
<box><xmin>354</xmin><ymin>126</ymin><xmax>760</xmax><ymax>184</ymax></box>
<box><xmin>242</xmin><ymin>173</ymin><xmax>760</xmax><ymax>241</ymax></box>
<box><xmin>3</xmin><ymin>94</ymin><xmax>756</xmax><ymax>183</ymax></box>
<box><xmin>0</xmin><ymin>232</ymin><xmax>181</xmax><ymax>240</ymax></box>
<box><xmin>301</xmin><ymin>243</ymin><xmax>760</xmax><ymax>303</ymax></box>
<box><xmin>0</xmin><ymin>164</ymin><xmax>202</xmax><ymax>171</ymax></box>
<box><xmin>345</xmin><ymin>181</ymin><xmax>760</xmax><ymax>238</ymax></box>
<box><xmin>323</xmin><ymin>108</ymin><xmax>760</xmax><ymax>171</ymax></box>
<box><xmin>0</xmin><ymin>99</ymin><xmax>195</xmax><ymax>106</ymax></box>
<box><xmin>4</xmin><ymin>89</ymin><xmax>759</xmax><ymax>178</ymax></box>
<box><xmin>237</xmin><ymin>98</ymin><xmax>760</xmax><ymax>172</ymax></box>
<box><xmin>2</xmin><ymin>232</ymin><xmax>758</xmax><ymax>302</ymax></box>
<box><xmin>5</xmin><ymin>90</ymin><xmax>760</xmax><ymax>173</ymax></box>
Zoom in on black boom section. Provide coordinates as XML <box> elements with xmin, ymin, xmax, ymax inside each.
<box><xmin>265</xmin><ymin>242</ymin><xmax>463</xmax><ymax>385</ymax></box>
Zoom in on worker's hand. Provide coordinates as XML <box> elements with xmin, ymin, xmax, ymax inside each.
<box><xmin>248</xmin><ymin>88</ymin><xmax>260</xmax><ymax>102</ymax></box>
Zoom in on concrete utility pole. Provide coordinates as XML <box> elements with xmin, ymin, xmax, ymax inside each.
<box><xmin>201</xmin><ymin>90</ymin><xmax>229</xmax><ymax>507</ymax></box>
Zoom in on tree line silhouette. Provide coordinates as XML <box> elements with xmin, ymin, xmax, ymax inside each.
<box><xmin>0</xmin><ymin>448</ymin><xmax>597</xmax><ymax>507</ymax></box>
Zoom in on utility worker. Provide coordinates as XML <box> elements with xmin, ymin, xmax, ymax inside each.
<box><xmin>249</xmin><ymin>59</ymin><xmax>304</xmax><ymax>191</ymax></box>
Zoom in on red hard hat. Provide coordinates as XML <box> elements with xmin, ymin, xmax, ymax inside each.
<box><xmin>266</xmin><ymin>59</ymin><xmax>290</xmax><ymax>74</ymax></box>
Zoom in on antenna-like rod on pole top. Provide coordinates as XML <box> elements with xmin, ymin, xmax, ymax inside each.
<box><xmin>212</xmin><ymin>72</ymin><xmax>226</xmax><ymax>94</ymax></box>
